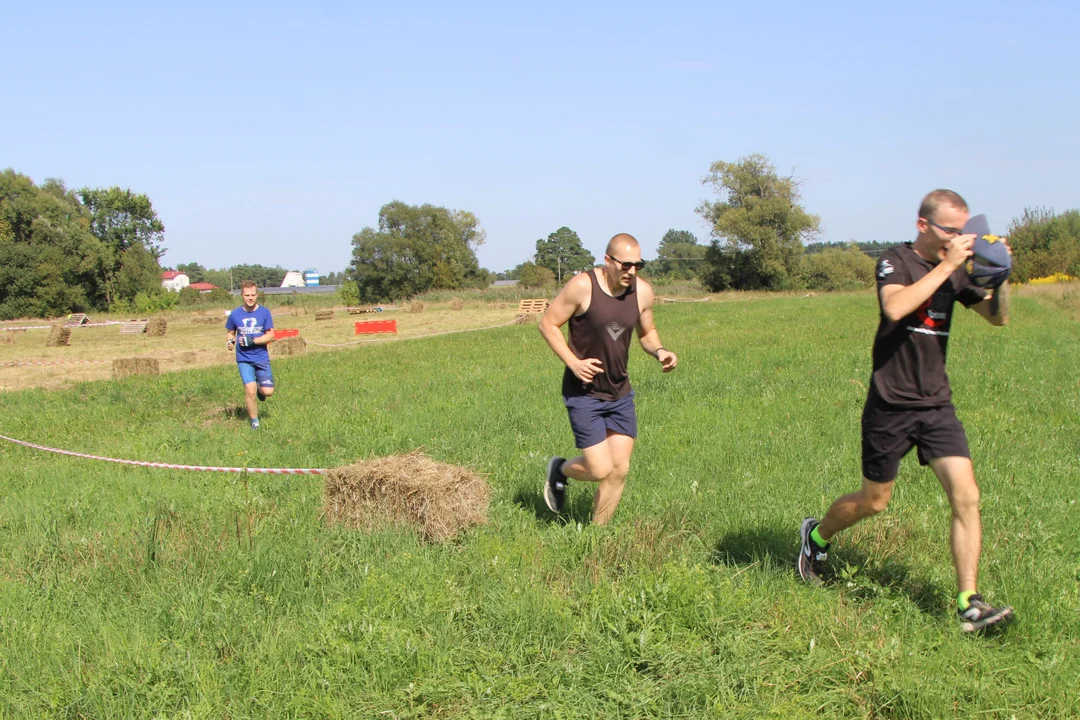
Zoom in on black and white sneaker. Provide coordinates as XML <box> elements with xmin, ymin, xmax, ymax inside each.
<box><xmin>544</xmin><ymin>456</ymin><xmax>568</xmax><ymax>513</ymax></box>
<box><xmin>798</xmin><ymin>517</ymin><xmax>829</xmax><ymax>585</ymax></box>
<box><xmin>958</xmin><ymin>595</ymin><xmax>1014</xmax><ymax>633</ymax></box>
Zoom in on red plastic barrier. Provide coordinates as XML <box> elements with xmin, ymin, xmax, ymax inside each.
<box><xmin>275</xmin><ymin>328</ymin><xmax>299</xmax><ymax>338</ymax></box>
<box><xmin>355</xmin><ymin>319</ymin><xmax>397</xmax><ymax>335</ymax></box>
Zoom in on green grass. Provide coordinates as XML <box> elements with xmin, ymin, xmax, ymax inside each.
<box><xmin>1</xmin><ymin>291</ymin><xmax>1077</xmax><ymax>718</ymax></box>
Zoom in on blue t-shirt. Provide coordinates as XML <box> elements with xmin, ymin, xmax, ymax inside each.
<box><xmin>225</xmin><ymin>305</ymin><xmax>274</xmax><ymax>363</ymax></box>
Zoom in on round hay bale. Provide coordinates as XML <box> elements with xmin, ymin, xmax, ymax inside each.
<box><xmin>270</xmin><ymin>336</ymin><xmax>307</xmax><ymax>358</ymax></box>
<box><xmin>408</xmin><ymin>301</ymin><xmax>425</xmax><ymax>314</ymax></box>
<box><xmin>315</xmin><ymin>310</ymin><xmax>334</xmax><ymax>321</ymax></box>
<box><xmin>146</xmin><ymin>317</ymin><xmax>168</xmax><ymax>336</ymax></box>
<box><xmin>323</xmin><ymin>452</ymin><xmax>491</xmax><ymax>542</ymax></box>
<box><xmin>450</xmin><ymin>297</ymin><xmax>463</xmax><ymax>311</ymax></box>
<box><xmin>45</xmin><ymin>325</ymin><xmax>71</xmax><ymax>347</ymax></box>
<box><xmin>112</xmin><ymin>357</ymin><xmax>160</xmax><ymax>379</ymax></box>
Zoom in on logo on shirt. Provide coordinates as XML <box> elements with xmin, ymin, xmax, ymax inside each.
<box><xmin>877</xmin><ymin>259</ymin><xmax>894</xmax><ymax>278</ymax></box>
<box><xmin>605</xmin><ymin>322</ymin><xmax>628</xmax><ymax>341</ymax></box>
<box><xmin>240</xmin><ymin>317</ymin><xmax>262</xmax><ymax>335</ymax></box>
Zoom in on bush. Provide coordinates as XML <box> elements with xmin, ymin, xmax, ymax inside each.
<box><xmin>800</xmin><ymin>245</ymin><xmax>876</xmax><ymax>291</ymax></box>
<box><xmin>1007</xmin><ymin>208</ymin><xmax>1080</xmax><ymax>283</ymax></box>
<box><xmin>339</xmin><ymin>280</ymin><xmax>360</xmax><ymax>307</ymax></box>
<box><xmin>132</xmin><ymin>291</ymin><xmax>178</xmax><ymax>314</ymax></box>
<box><xmin>207</xmin><ymin>287</ymin><xmax>233</xmax><ymax>304</ymax></box>
<box><xmin>518</xmin><ymin>262</ymin><xmax>556</xmax><ymax>289</ymax></box>
<box><xmin>176</xmin><ymin>286</ymin><xmax>201</xmax><ymax>306</ymax></box>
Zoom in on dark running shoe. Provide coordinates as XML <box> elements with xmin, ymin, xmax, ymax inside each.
<box><xmin>798</xmin><ymin>517</ymin><xmax>829</xmax><ymax>585</ymax></box>
<box><xmin>257</xmin><ymin>389</ymin><xmax>266</xmax><ymax>402</ymax></box>
<box><xmin>958</xmin><ymin>595</ymin><xmax>1014</xmax><ymax>633</ymax></box>
<box><xmin>250</xmin><ymin>418</ymin><xmax>260</xmax><ymax>430</ymax></box>
<box><xmin>544</xmin><ymin>456</ymin><xmax>568</xmax><ymax>513</ymax></box>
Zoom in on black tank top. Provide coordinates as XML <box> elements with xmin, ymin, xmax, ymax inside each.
<box><xmin>562</xmin><ymin>269</ymin><xmax>641</xmax><ymax>401</ymax></box>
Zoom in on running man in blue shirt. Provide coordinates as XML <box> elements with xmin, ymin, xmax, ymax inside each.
<box><xmin>225</xmin><ymin>281</ymin><xmax>277</xmax><ymax>430</ymax></box>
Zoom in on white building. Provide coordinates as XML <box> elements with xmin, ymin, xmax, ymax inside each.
<box><xmin>280</xmin><ymin>271</ymin><xmax>306</xmax><ymax>288</ymax></box>
<box><xmin>161</xmin><ymin>271</ymin><xmax>190</xmax><ymax>291</ymax></box>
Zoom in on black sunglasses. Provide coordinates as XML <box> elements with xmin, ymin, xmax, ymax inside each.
<box><xmin>607</xmin><ymin>254</ymin><xmax>645</xmax><ymax>271</ymax></box>
<box><xmin>923</xmin><ymin>218</ymin><xmax>964</xmax><ymax>236</ymax></box>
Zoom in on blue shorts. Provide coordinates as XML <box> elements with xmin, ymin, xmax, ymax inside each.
<box><xmin>564</xmin><ymin>391</ymin><xmax>637</xmax><ymax>449</ymax></box>
<box><xmin>237</xmin><ymin>361</ymin><xmax>274</xmax><ymax>388</ymax></box>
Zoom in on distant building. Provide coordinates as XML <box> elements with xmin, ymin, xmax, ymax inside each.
<box><xmin>161</xmin><ymin>271</ymin><xmax>190</xmax><ymax>291</ymax></box>
<box><xmin>189</xmin><ymin>282</ymin><xmax>219</xmax><ymax>294</ymax></box>
<box><xmin>281</xmin><ymin>271</ymin><xmax>306</xmax><ymax>288</ymax></box>
<box><xmin>304</xmin><ymin>269</ymin><xmax>319</xmax><ymax>286</ymax></box>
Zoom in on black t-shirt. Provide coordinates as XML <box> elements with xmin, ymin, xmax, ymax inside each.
<box><xmin>871</xmin><ymin>243</ymin><xmax>986</xmax><ymax>408</ymax></box>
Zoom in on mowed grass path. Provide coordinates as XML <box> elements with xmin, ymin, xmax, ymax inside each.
<box><xmin>0</xmin><ymin>292</ymin><xmax>1077</xmax><ymax>718</ymax></box>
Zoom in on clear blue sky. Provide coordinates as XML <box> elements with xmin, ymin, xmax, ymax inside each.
<box><xmin>4</xmin><ymin>1</ymin><xmax>1078</xmax><ymax>276</ymax></box>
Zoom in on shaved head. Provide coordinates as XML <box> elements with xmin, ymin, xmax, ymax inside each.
<box><xmin>605</xmin><ymin>233</ymin><xmax>640</xmax><ymax>258</ymax></box>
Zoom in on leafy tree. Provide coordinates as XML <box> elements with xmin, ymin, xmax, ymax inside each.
<box><xmin>535</xmin><ymin>227</ymin><xmax>595</xmax><ymax>282</ymax></box>
<box><xmin>78</xmin><ymin>186</ymin><xmax>166</xmax><ymax>305</ymax></box>
<box><xmin>321</xmin><ymin>270</ymin><xmax>346</xmax><ymax>285</ymax></box>
<box><xmin>1006</xmin><ymin>207</ymin><xmax>1080</xmax><ymax>282</ymax></box>
<box><xmin>348</xmin><ymin>201</ymin><xmax>489</xmax><ymax>302</ymax></box>
<box><xmin>518</xmin><ymin>262</ymin><xmax>556</xmax><ymax>289</ymax></box>
<box><xmin>229</xmin><ymin>264</ymin><xmax>287</xmax><ymax>289</ymax></box>
<box><xmin>697</xmin><ymin>154</ymin><xmax>820</xmax><ymax>291</ymax></box>
<box><xmin>651</xmin><ymin>229</ymin><xmax>706</xmax><ymax>280</ymax></box>
<box><xmin>176</xmin><ymin>262</ymin><xmax>207</xmax><ymax>283</ymax></box>
<box><xmin>114</xmin><ymin>243</ymin><xmax>166</xmax><ymax>304</ymax></box>
<box><xmin>0</xmin><ymin>171</ymin><xmax>105</xmax><ymax>319</ymax></box>
<box><xmin>203</xmin><ymin>269</ymin><xmax>232</xmax><ymax>290</ymax></box>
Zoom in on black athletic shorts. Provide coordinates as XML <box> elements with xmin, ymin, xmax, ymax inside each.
<box><xmin>861</xmin><ymin>388</ymin><xmax>970</xmax><ymax>483</ymax></box>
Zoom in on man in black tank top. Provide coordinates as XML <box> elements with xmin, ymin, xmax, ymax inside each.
<box><xmin>538</xmin><ymin>233</ymin><xmax>678</xmax><ymax>525</ymax></box>
<box><xmin>797</xmin><ymin>189</ymin><xmax>1014</xmax><ymax>633</ymax></box>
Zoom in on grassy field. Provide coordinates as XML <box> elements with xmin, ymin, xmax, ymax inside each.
<box><xmin>0</xmin><ymin>289</ymin><xmax>1078</xmax><ymax>718</ymax></box>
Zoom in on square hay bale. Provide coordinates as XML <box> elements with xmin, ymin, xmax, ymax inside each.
<box><xmin>315</xmin><ymin>310</ymin><xmax>334</xmax><ymax>321</ymax></box>
<box><xmin>1</xmin><ymin>332</ymin><xmax>14</xmax><ymax>345</ymax></box>
<box><xmin>323</xmin><ymin>452</ymin><xmax>491</xmax><ymax>543</ymax></box>
<box><xmin>450</xmin><ymin>297</ymin><xmax>463</xmax><ymax>310</ymax></box>
<box><xmin>408</xmin><ymin>301</ymin><xmax>425</xmax><ymax>313</ymax></box>
<box><xmin>270</xmin><ymin>336</ymin><xmax>307</xmax><ymax>358</ymax></box>
<box><xmin>146</xmin><ymin>317</ymin><xmax>168</xmax><ymax>336</ymax></box>
<box><xmin>46</xmin><ymin>325</ymin><xmax>71</xmax><ymax>347</ymax></box>
<box><xmin>178</xmin><ymin>351</ymin><xmax>198</xmax><ymax>365</ymax></box>
<box><xmin>112</xmin><ymin>357</ymin><xmax>160</xmax><ymax>379</ymax></box>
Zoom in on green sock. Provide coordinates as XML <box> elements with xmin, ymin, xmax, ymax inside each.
<box><xmin>810</xmin><ymin>525</ymin><xmax>828</xmax><ymax>547</ymax></box>
<box><xmin>957</xmin><ymin>590</ymin><xmax>977</xmax><ymax>610</ymax></box>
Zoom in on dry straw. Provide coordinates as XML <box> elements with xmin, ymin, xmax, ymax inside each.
<box><xmin>46</xmin><ymin>325</ymin><xmax>71</xmax><ymax>347</ymax></box>
<box><xmin>178</xmin><ymin>351</ymin><xmax>198</xmax><ymax>365</ymax></box>
<box><xmin>315</xmin><ymin>310</ymin><xmax>334</xmax><ymax>321</ymax></box>
<box><xmin>408</xmin><ymin>301</ymin><xmax>425</xmax><ymax>313</ymax></box>
<box><xmin>450</xmin><ymin>297</ymin><xmax>463</xmax><ymax>310</ymax></box>
<box><xmin>191</xmin><ymin>316</ymin><xmax>221</xmax><ymax>326</ymax></box>
<box><xmin>270</xmin><ymin>336</ymin><xmax>307</xmax><ymax>357</ymax></box>
<box><xmin>112</xmin><ymin>357</ymin><xmax>160</xmax><ymax>379</ymax></box>
<box><xmin>1</xmin><ymin>333</ymin><xmax>14</xmax><ymax>345</ymax></box>
<box><xmin>514</xmin><ymin>313</ymin><xmax>539</xmax><ymax>325</ymax></box>
<box><xmin>323</xmin><ymin>451</ymin><xmax>491</xmax><ymax>542</ymax></box>
<box><xmin>146</xmin><ymin>317</ymin><xmax>168</xmax><ymax>336</ymax></box>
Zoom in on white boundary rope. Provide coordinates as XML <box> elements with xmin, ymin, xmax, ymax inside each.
<box><xmin>660</xmin><ymin>297</ymin><xmax>711</xmax><ymax>303</ymax></box>
<box><xmin>307</xmin><ymin>316</ymin><xmax>522</xmax><ymax>348</ymax></box>
<box><xmin>0</xmin><ymin>433</ymin><xmax>326</xmax><ymax>475</ymax></box>
<box><xmin>0</xmin><ymin>360</ymin><xmax>112</xmax><ymax>368</ymax></box>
